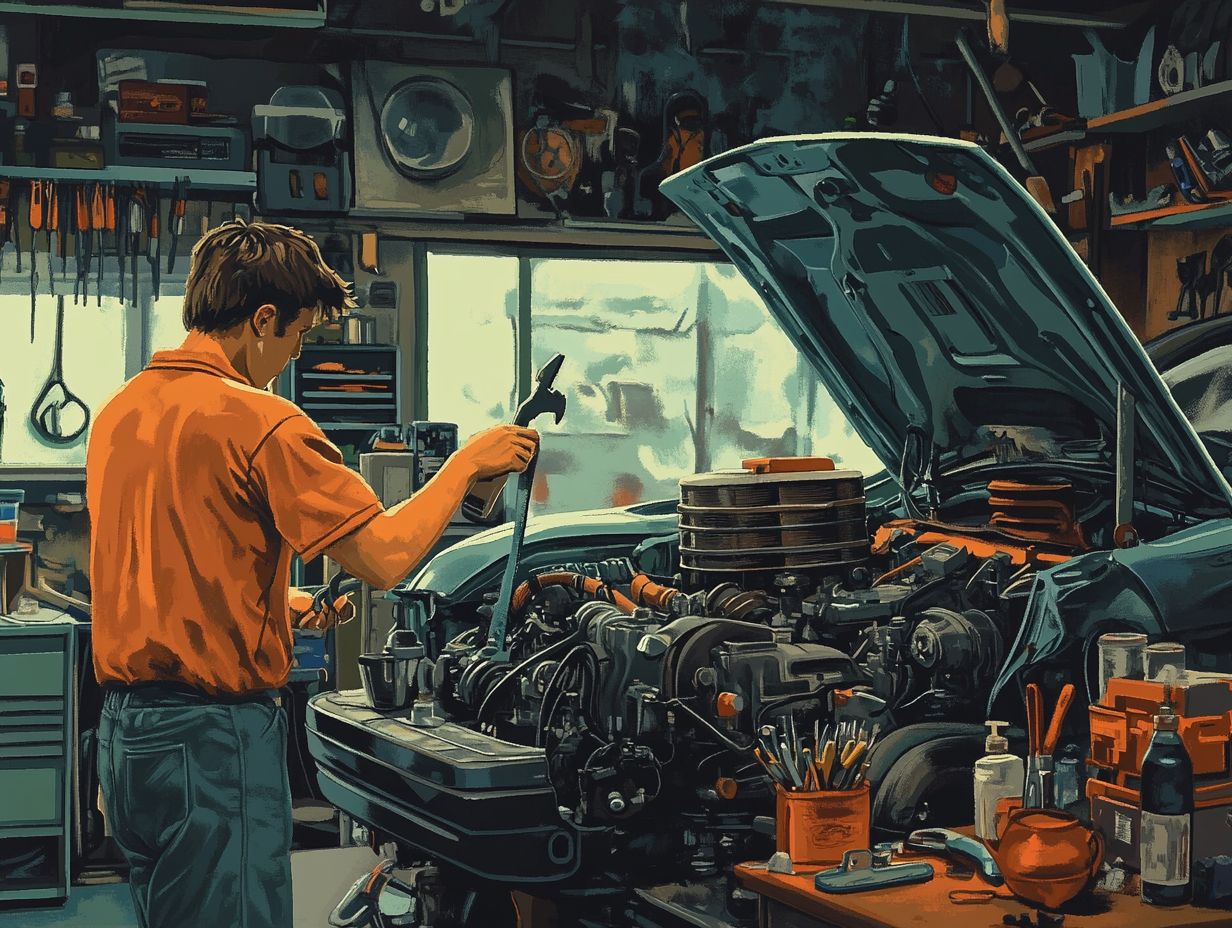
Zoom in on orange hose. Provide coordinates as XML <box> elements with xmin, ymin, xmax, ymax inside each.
<box><xmin>509</xmin><ymin>571</ymin><xmax>637</xmax><ymax>616</ymax></box>
<box><xmin>631</xmin><ymin>574</ymin><xmax>680</xmax><ymax>611</ymax></box>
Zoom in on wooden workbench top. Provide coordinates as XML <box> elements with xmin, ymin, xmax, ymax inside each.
<box><xmin>736</xmin><ymin>857</ymin><xmax>1232</xmax><ymax>928</ymax></box>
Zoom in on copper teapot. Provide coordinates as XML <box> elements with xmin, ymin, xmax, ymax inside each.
<box><xmin>992</xmin><ymin>807</ymin><xmax>1105</xmax><ymax>910</ymax></box>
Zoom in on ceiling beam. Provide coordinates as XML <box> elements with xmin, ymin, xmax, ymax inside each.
<box><xmin>761</xmin><ymin>0</ymin><xmax>1153</xmax><ymax>30</ymax></box>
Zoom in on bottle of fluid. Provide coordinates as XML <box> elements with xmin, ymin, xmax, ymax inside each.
<box><xmin>1140</xmin><ymin>701</ymin><xmax>1193</xmax><ymax>906</ymax></box>
<box><xmin>974</xmin><ymin>720</ymin><xmax>1024</xmax><ymax>841</ymax></box>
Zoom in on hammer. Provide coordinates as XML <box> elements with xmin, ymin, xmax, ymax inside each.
<box><xmin>461</xmin><ymin>353</ymin><xmax>566</xmax><ymax>523</ymax></box>
<box><xmin>477</xmin><ymin>353</ymin><xmax>567</xmax><ymax>662</ymax></box>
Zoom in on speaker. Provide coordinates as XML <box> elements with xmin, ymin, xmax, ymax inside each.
<box><xmin>351</xmin><ymin>61</ymin><xmax>515</xmax><ymax>215</ymax></box>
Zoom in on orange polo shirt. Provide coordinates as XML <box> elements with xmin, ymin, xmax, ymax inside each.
<box><xmin>87</xmin><ymin>342</ymin><xmax>384</xmax><ymax>695</ymax></box>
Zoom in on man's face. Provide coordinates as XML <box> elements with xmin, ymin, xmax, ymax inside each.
<box><xmin>250</xmin><ymin>305</ymin><xmax>321</xmax><ymax>387</ymax></box>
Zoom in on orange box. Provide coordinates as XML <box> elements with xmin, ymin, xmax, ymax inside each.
<box><xmin>1089</xmin><ymin>677</ymin><xmax>1232</xmax><ymax>784</ymax></box>
<box><xmin>775</xmin><ymin>784</ymin><xmax>870</xmax><ymax>867</ymax></box>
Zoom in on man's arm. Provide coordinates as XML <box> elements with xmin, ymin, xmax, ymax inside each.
<box><xmin>325</xmin><ymin>424</ymin><xmax>538</xmax><ymax>590</ymax></box>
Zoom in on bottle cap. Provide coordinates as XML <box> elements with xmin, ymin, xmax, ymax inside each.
<box><xmin>1154</xmin><ymin>703</ymin><xmax>1179</xmax><ymax>731</ymax></box>
<box><xmin>984</xmin><ymin>720</ymin><xmax>1010</xmax><ymax>753</ymax></box>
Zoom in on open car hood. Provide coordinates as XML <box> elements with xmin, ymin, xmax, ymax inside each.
<box><xmin>662</xmin><ymin>134</ymin><xmax>1232</xmax><ymax>516</ymax></box>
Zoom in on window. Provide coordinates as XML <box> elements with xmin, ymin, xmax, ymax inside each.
<box><xmin>1</xmin><ymin>293</ymin><xmax>127</xmax><ymax>466</ymax></box>
<box><xmin>425</xmin><ymin>254</ymin><xmax>519</xmax><ymax>444</ymax></box>
<box><xmin>424</xmin><ymin>251</ymin><xmax>880</xmax><ymax>517</ymax></box>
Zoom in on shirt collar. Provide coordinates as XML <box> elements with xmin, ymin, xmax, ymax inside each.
<box><xmin>147</xmin><ymin>342</ymin><xmax>258</xmax><ymax>388</ymax></box>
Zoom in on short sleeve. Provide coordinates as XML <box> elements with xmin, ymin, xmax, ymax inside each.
<box><xmin>249</xmin><ymin>415</ymin><xmax>384</xmax><ymax>562</ymax></box>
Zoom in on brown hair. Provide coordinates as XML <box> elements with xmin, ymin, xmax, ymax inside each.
<box><xmin>183</xmin><ymin>219</ymin><xmax>354</xmax><ymax>335</ymax></box>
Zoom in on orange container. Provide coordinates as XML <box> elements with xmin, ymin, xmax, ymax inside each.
<box><xmin>775</xmin><ymin>784</ymin><xmax>870</xmax><ymax>867</ymax></box>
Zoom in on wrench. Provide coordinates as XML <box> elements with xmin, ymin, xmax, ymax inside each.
<box><xmin>905</xmin><ymin>828</ymin><xmax>1003</xmax><ymax>885</ymax></box>
<box><xmin>477</xmin><ymin>353</ymin><xmax>567</xmax><ymax>663</ymax></box>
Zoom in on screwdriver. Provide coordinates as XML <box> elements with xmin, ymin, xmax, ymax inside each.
<box><xmin>74</xmin><ymin>185</ymin><xmax>89</xmax><ymax>304</ymax></box>
<box><xmin>0</xmin><ymin>179</ymin><xmax>10</xmax><ymax>284</ymax></box>
<box><xmin>105</xmin><ymin>183</ymin><xmax>117</xmax><ymax>302</ymax></box>
<box><xmin>45</xmin><ymin>182</ymin><xmax>56</xmax><ymax>297</ymax></box>
<box><xmin>167</xmin><ymin>178</ymin><xmax>187</xmax><ymax>274</ymax></box>
<box><xmin>29</xmin><ymin>179</ymin><xmax>43</xmax><ymax>342</ymax></box>
<box><xmin>92</xmin><ymin>183</ymin><xmax>106</xmax><ymax>306</ymax></box>
<box><xmin>147</xmin><ymin>188</ymin><xmax>160</xmax><ymax>299</ymax></box>
<box><xmin>128</xmin><ymin>189</ymin><xmax>143</xmax><ymax>307</ymax></box>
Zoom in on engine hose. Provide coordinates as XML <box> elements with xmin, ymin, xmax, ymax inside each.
<box><xmin>510</xmin><ymin>571</ymin><xmax>637</xmax><ymax>617</ymax></box>
<box><xmin>475</xmin><ymin>631</ymin><xmax>582</xmax><ymax>721</ymax></box>
<box><xmin>630</xmin><ymin>574</ymin><xmax>681</xmax><ymax>611</ymax></box>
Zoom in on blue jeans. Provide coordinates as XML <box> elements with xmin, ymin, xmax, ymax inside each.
<box><xmin>97</xmin><ymin>685</ymin><xmax>293</xmax><ymax>928</ymax></box>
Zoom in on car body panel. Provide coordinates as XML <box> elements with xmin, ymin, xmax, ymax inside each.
<box><xmin>659</xmin><ymin>133</ymin><xmax>1232</xmax><ymax>513</ymax></box>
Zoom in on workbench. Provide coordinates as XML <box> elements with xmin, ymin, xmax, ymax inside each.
<box><xmin>735</xmin><ymin>856</ymin><xmax>1232</xmax><ymax>928</ymax></box>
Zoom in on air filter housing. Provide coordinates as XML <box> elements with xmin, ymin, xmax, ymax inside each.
<box><xmin>678</xmin><ymin>458</ymin><xmax>868</xmax><ymax>590</ymax></box>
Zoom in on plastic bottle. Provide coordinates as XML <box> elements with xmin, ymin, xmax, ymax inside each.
<box><xmin>1140</xmin><ymin>699</ymin><xmax>1193</xmax><ymax>906</ymax></box>
<box><xmin>973</xmin><ymin>720</ymin><xmax>1024</xmax><ymax>841</ymax></box>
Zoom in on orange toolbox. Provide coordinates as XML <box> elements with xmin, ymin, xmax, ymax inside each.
<box><xmin>1088</xmin><ymin>675</ymin><xmax>1232</xmax><ymax>785</ymax></box>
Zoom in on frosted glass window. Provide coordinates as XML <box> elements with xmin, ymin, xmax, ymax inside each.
<box><xmin>426</xmin><ymin>254</ymin><xmax>519</xmax><ymax>444</ymax></box>
<box><xmin>529</xmin><ymin>258</ymin><xmax>700</xmax><ymax>515</ymax></box>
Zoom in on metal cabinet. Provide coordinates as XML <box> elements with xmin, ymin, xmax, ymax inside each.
<box><xmin>0</xmin><ymin>623</ymin><xmax>74</xmax><ymax>904</ymax></box>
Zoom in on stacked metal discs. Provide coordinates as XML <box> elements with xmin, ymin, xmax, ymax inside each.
<box><xmin>678</xmin><ymin>467</ymin><xmax>868</xmax><ymax>590</ymax></box>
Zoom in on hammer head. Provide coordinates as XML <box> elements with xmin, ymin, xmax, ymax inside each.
<box><xmin>514</xmin><ymin>353</ymin><xmax>568</xmax><ymax>426</ymax></box>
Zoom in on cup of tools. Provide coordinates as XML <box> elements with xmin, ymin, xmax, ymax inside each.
<box><xmin>775</xmin><ymin>784</ymin><xmax>871</xmax><ymax>868</ymax></box>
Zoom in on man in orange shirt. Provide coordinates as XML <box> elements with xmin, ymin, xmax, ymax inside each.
<box><xmin>87</xmin><ymin>220</ymin><xmax>537</xmax><ymax>928</ymax></box>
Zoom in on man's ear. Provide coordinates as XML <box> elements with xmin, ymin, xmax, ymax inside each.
<box><xmin>250</xmin><ymin>303</ymin><xmax>280</xmax><ymax>337</ymax></box>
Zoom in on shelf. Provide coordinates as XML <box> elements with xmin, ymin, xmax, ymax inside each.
<box><xmin>1021</xmin><ymin>127</ymin><xmax>1087</xmax><ymax>154</ymax></box>
<box><xmin>300</xmin><ymin>372</ymin><xmax>394</xmax><ymax>383</ymax></box>
<box><xmin>1110</xmin><ymin>198</ymin><xmax>1232</xmax><ymax>230</ymax></box>
<box><xmin>0</xmin><ymin>165</ymin><xmax>255</xmax><ymax>192</ymax></box>
<box><xmin>0</xmin><ymin>1</ymin><xmax>324</xmax><ymax>28</ymax></box>
<box><xmin>345</xmin><ymin>211</ymin><xmax>721</xmax><ymax>253</ymax></box>
<box><xmin>1088</xmin><ymin>79</ymin><xmax>1232</xmax><ymax>134</ymax></box>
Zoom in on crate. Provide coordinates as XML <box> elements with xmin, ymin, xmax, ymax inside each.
<box><xmin>1088</xmin><ymin>676</ymin><xmax>1232</xmax><ymax>784</ymax></box>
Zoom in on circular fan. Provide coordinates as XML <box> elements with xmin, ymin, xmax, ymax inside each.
<box><xmin>379</xmin><ymin>77</ymin><xmax>475</xmax><ymax>178</ymax></box>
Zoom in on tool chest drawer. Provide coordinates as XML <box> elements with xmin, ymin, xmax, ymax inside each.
<box><xmin>0</xmin><ymin>640</ymin><xmax>66</xmax><ymax>698</ymax></box>
<box><xmin>0</xmin><ymin>624</ymin><xmax>74</xmax><ymax>904</ymax></box>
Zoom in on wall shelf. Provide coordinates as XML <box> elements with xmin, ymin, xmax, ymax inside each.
<box><xmin>1088</xmin><ymin>79</ymin><xmax>1232</xmax><ymax>135</ymax></box>
<box><xmin>1110</xmin><ymin>198</ymin><xmax>1232</xmax><ymax>230</ymax></box>
<box><xmin>0</xmin><ymin>2</ymin><xmax>324</xmax><ymax>29</ymax></box>
<box><xmin>0</xmin><ymin>165</ymin><xmax>255</xmax><ymax>192</ymax></box>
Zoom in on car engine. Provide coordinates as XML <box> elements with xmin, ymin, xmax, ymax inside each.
<box><xmin>363</xmin><ymin>461</ymin><xmax>1097</xmax><ymax>899</ymax></box>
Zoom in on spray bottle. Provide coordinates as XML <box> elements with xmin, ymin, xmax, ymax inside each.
<box><xmin>974</xmin><ymin>720</ymin><xmax>1024</xmax><ymax>841</ymax></box>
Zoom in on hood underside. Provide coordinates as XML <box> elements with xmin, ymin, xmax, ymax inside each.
<box><xmin>662</xmin><ymin>134</ymin><xmax>1232</xmax><ymax>517</ymax></box>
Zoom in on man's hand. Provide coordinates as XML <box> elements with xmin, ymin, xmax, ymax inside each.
<box><xmin>289</xmin><ymin>588</ymin><xmax>356</xmax><ymax>631</ymax></box>
<box><xmin>456</xmin><ymin>425</ymin><xmax>540</xmax><ymax>481</ymax></box>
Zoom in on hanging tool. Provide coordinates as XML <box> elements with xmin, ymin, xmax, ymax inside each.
<box><xmin>58</xmin><ymin>182</ymin><xmax>68</xmax><ymax>281</ymax></box>
<box><xmin>128</xmin><ymin>189</ymin><xmax>143</xmax><ymax>307</ymax></box>
<box><xmin>478</xmin><ymin>354</ymin><xmax>567</xmax><ymax>663</ymax></box>
<box><xmin>92</xmin><ymin>183</ymin><xmax>106</xmax><ymax>307</ymax></box>
<box><xmin>45</xmin><ymin>182</ymin><xmax>56</xmax><ymax>298</ymax></box>
<box><xmin>117</xmin><ymin>186</ymin><xmax>126</xmax><ymax>303</ymax></box>
<box><xmin>74</xmin><ymin>186</ymin><xmax>90</xmax><ymax>305</ymax></box>
<box><xmin>0</xmin><ymin>179</ymin><xmax>10</xmax><ymax>285</ymax></box>
<box><xmin>201</xmin><ymin>197</ymin><xmax>212</xmax><ymax>237</ymax></box>
<box><xmin>29</xmin><ymin>179</ymin><xmax>44</xmax><ymax>342</ymax></box>
<box><xmin>167</xmin><ymin>178</ymin><xmax>187</xmax><ymax>274</ymax></box>
<box><xmin>30</xmin><ymin>295</ymin><xmax>91</xmax><ymax>445</ymax></box>
<box><xmin>105</xmin><ymin>183</ymin><xmax>117</xmax><ymax>303</ymax></box>
<box><xmin>13</xmin><ymin>182</ymin><xmax>21</xmax><ymax>276</ymax></box>
<box><xmin>148</xmin><ymin>188</ymin><xmax>161</xmax><ymax>299</ymax></box>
